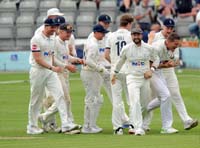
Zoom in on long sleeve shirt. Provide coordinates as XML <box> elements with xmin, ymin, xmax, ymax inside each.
<box><xmin>114</xmin><ymin>41</ymin><xmax>159</xmax><ymax>78</ymax></box>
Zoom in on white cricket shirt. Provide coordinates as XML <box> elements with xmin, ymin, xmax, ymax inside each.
<box><xmin>106</xmin><ymin>28</ymin><xmax>132</xmax><ymax>73</ymax></box>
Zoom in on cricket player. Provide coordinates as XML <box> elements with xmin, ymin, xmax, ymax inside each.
<box><xmin>105</xmin><ymin>14</ymin><xmax>134</xmax><ymax>135</ymax></box>
<box><xmin>34</xmin><ymin>8</ymin><xmax>65</xmax><ymax>131</ymax></box>
<box><xmin>150</xmin><ymin>32</ymin><xmax>181</xmax><ymax>134</ymax></box>
<box><xmin>35</xmin><ymin>8</ymin><xmax>77</xmax><ymax>131</ymax></box>
<box><xmin>27</xmin><ymin>18</ymin><xmax>78</xmax><ymax>134</ymax></box>
<box><xmin>87</xmin><ymin>14</ymin><xmax>113</xmax><ymax>103</ymax></box>
<box><xmin>35</xmin><ymin>8</ymin><xmax>77</xmax><ymax>59</ymax></box>
<box><xmin>81</xmin><ymin>24</ymin><xmax>109</xmax><ymax>134</ymax></box>
<box><xmin>111</xmin><ymin>28</ymin><xmax>159</xmax><ymax>136</ymax></box>
<box><xmin>38</xmin><ymin>23</ymin><xmax>83</xmax><ymax>134</ymax></box>
<box><xmin>147</xmin><ymin>18</ymin><xmax>198</xmax><ymax>130</ymax></box>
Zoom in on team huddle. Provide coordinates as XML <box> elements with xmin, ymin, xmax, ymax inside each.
<box><xmin>27</xmin><ymin>8</ymin><xmax>198</xmax><ymax>136</ymax></box>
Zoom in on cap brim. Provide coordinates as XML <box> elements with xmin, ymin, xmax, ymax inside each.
<box><xmin>44</xmin><ymin>23</ymin><xmax>59</xmax><ymax>26</ymax></box>
<box><xmin>101</xmin><ymin>30</ymin><xmax>109</xmax><ymax>33</ymax></box>
<box><xmin>104</xmin><ymin>20</ymin><xmax>111</xmax><ymax>23</ymax></box>
<box><xmin>164</xmin><ymin>25</ymin><xmax>175</xmax><ymax>27</ymax></box>
<box><xmin>48</xmin><ymin>12</ymin><xmax>64</xmax><ymax>17</ymax></box>
<box><xmin>63</xmin><ymin>29</ymin><xmax>75</xmax><ymax>32</ymax></box>
<box><xmin>131</xmin><ymin>31</ymin><xmax>143</xmax><ymax>34</ymax></box>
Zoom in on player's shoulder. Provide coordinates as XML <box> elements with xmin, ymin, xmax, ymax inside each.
<box><xmin>142</xmin><ymin>41</ymin><xmax>153</xmax><ymax>49</ymax></box>
<box><xmin>107</xmin><ymin>31</ymin><xmax>115</xmax><ymax>37</ymax></box>
<box><xmin>31</xmin><ymin>33</ymin><xmax>41</xmax><ymax>43</ymax></box>
<box><xmin>123</xmin><ymin>42</ymin><xmax>133</xmax><ymax>50</ymax></box>
<box><xmin>88</xmin><ymin>32</ymin><xmax>94</xmax><ymax>39</ymax></box>
<box><xmin>86</xmin><ymin>37</ymin><xmax>98</xmax><ymax>48</ymax></box>
<box><xmin>152</xmin><ymin>39</ymin><xmax>165</xmax><ymax>46</ymax></box>
<box><xmin>152</xmin><ymin>40</ymin><xmax>165</xmax><ymax>51</ymax></box>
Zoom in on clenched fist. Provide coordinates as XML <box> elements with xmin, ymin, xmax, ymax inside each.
<box><xmin>144</xmin><ymin>70</ymin><xmax>153</xmax><ymax>79</ymax></box>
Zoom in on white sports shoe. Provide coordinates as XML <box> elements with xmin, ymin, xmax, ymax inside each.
<box><xmin>114</xmin><ymin>127</ymin><xmax>123</xmax><ymax>135</ymax></box>
<box><xmin>27</xmin><ymin>125</ymin><xmax>44</xmax><ymax>135</ymax></box>
<box><xmin>160</xmin><ymin>127</ymin><xmax>178</xmax><ymax>134</ymax></box>
<box><xmin>184</xmin><ymin>119</ymin><xmax>198</xmax><ymax>130</ymax></box>
<box><xmin>128</xmin><ymin>125</ymin><xmax>135</xmax><ymax>135</ymax></box>
<box><xmin>62</xmin><ymin>123</ymin><xmax>79</xmax><ymax>133</ymax></box>
<box><xmin>49</xmin><ymin>123</ymin><xmax>62</xmax><ymax>133</ymax></box>
<box><xmin>38</xmin><ymin>115</ymin><xmax>49</xmax><ymax>132</ymax></box>
<box><xmin>81</xmin><ymin>126</ymin><xmax>102</xmax><ymax>134</ymax></box>
<box><xmin>142</xmin><ymin>126</ymin><xmax>151</xmax><ymax>132</ymax></box>
<box><xmin>64</xmin><ymin>129</ymin><xmax>81</xmax><ymax>135</ymax></box>
<box><xmin>92</xmin><ymin>125</ymin><xmax>103</xmax><ymax>132</ymax></box>
<box><xmin>135</xmin><ymin>128</ymin><xmax>145</xmax><ymax>136</ymax></box>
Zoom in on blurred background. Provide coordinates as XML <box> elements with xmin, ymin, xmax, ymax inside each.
<box><xmin>0</xmin><ymin>0</ymin><xmax>200</xmax><ymax>71</ymax></box>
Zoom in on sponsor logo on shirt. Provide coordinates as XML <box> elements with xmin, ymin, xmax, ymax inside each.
<box><xmin>63</xmin><ymin>55</ymin><xmax>68</xmax><ymax>60</ymax></box>
<box><xmin>99</xmin><ymin>48</ymin><xmax>105</xmax><ymax>52</ymax></box>
<box><xmin>43</xmin><ymin>51</ymin><xmax>53</xmax><ymax>56</ymax></box>
<box><xmin>132</xmin><ymin>61</ymin><xmax>145</xmax><ymax>66</ymax></box>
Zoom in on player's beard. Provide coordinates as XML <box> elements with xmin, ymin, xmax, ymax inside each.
<box><xmin>133</xmin><ymin>38</ymin><xmax>141</xmax><ymax>45</ymax></box>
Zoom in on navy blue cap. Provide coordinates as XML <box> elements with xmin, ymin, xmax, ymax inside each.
<box><xmin>59</xmin><ymin>23</ymin><xmax>75</xmax><ymax>32</ymax></box>
<box><xmin>93</xmin><ymin>24</ymin><xmax>109</xmax><ymax>33</ymax></box>
<box><xmin>98</xmin><ymin>14</ymin><xmax>111</xmax><ymax>23</ymax></box>
<box><xmin>55</xmin><ymin>16</ymin><xmax>66</xmax><ymax>25</ymax></box>
<box><xmin>44</xmin><ymin>18</ymin><xmax>59</xmax><ymax>26</ymax></box>
<box><xmin>163</xmin><ymin>18</ymin><xmax>175</xmax><ymax>27</ymax></box>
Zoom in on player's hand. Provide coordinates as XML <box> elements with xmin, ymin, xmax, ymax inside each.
<box><xmin>52</xmin><ymin>66</ymin><xmax>63</xmax><ymax>73</ymax></box>
<box><xmin>144</xmin><ymin>70</ymin><xmax>153</xmax><ymax>79</ymax></box>
<box><xmin>77</xmin><ymin>59</ymin><xmax>85</xmax><ymax>65</ymax></box>
<box><xmin>111</xmin><ymin>74</ymin><xmax>117</xmax><ymax>85</ymax></box>
<box><xmin>148</xmin><ymin>31</ymin><xmax>155</xmax><ymax>44</ymax></box>
<box><xmin>65</xmin><ymin>64</ymin><xmax>76</xmax><ymax>73</ymax></box>
<box><xmin>166</xmin><ymin>60</ymin><xmax>176</xmax><ymax>67</ymax></box>
<box><xmin>147</xmin><ymin>9</ymin><xmax>151</xmax><ymax>15</ymax></box>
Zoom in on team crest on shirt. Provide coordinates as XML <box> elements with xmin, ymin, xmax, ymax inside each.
<box><xmin>132</xmin><ymin>61</ymin><xmax>145</xmax><ymax>66</ymax></box>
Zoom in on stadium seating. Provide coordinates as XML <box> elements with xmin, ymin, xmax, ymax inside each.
<box><xmin>19</xmin><ymin>0</ymin><xmax>38</xmax><ymax>18</ymax></box>
<box><xmin>36</xmin><ymin>15</ymin><xmax>46</xmax><ymax>28</ymax></box>
<box><xmin>0</xmin><ymin>0</ymin><xmax>16</xmax><ymax>13</ymax></box>
<box><xmin>15</xmin><ymin>15</ymin><xmax>35</xmax><ymax>50</ymax></box>
<box><xmin>79</xmin><ymin>1</ymin><xmax>97</xmax><ymax>19</ymax></box>
<box><xmin>0</xmin><ymin>0</ymin><xmax>197</xmax><ymax>51</ymax></box>
<box><xmin>59</xmin><ymin>0</ymin><xmax>77</xmax><ymax>13</ymax></box>
<box><xmin>175</xmin><ymin>16</ymin><xmax>194</xmax><ymax>37</ymax></box>
<box><xmin>63</xmin><ymin>14</ymin><xmax>75</xmax><ymax>25</ymax></box>
<box><xmin>59</xmin><ymin>1</ymin><xmax>77</xmax><ymax>24</ymax></box>
<box><xmin>0</xmin><ymin>15</ymin><xmax>15</xmax><ymax>50</ymax></box>
<box><xmin>99</xmin><ymin>1</ymin><xmax>117</xmax><ymax>18</ymax></box>
<box><xmin>39</xmin><ymin>0</ymin><xmax>58</xmax><ymax>16</ymax></box>
<box><xmin>76</xmin><ymin>15</ymin><xmax>94</xmax><ymax>38</ymax></box>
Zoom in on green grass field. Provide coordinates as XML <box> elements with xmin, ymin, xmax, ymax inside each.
<box><xmin>0</xmin><ymin>69</ymin><xmax>199</xmax><ymax>148</ymax></box>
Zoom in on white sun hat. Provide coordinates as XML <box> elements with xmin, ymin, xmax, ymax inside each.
<box><xmin>47</xmin><ymin>8</ymin><xmax>64</xmax><ymax>17</ymax></box>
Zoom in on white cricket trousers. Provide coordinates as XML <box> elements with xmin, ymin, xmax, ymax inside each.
<box><xmin>41</xmin><ymin>72</ymin><xmax>74</xmax><ymax>123</ymax></box>
<box><xmin>147</xmin><ymin>69</ymin><xmax>192</xmax><ymax>124</ymax></box>
<box><xmin>112</xmin><ymin>73</ymin><xmax>130</xmax><ymax>130</ymax></box>
<box><xmin>163</xmin><ymin>68</ymin><xmax>192</xmax><ymax>123</ymax></box>
<box><xmin>150</xmin><ymin>70</ymin><xmax>173</xmax><ymax>129</ymax></box>
<box><xmin>80</xmin><ymin>70</ymin><xmax>103</xmax><ymax>128</ymax></box>
<box><xmin>126</xmin><ymin>75</ymin><xmax>151</xmax><ymax>130</ymax></box>
<box><xmin>100</xmin><ymin>71</ymin><xmax>113</xmax><ymax>103</ymax></box>
<box><xmin>28</xmin><ymin>67</ymin><xmax>69</xmax><ymax>129</ymax></box>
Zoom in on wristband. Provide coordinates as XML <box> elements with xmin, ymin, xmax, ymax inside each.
<box><xmin>150</xmin><ymin>67</ymin><xmax>155</xmax><ymax>71</ymax></box>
